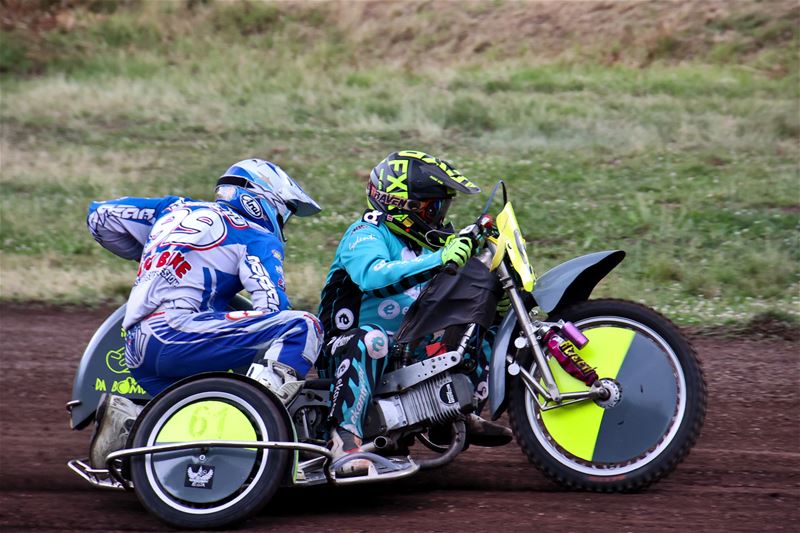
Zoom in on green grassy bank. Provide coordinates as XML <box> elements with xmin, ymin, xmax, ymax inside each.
<box><xmin>1</xmin><ymin>0</ymin><xmax>798</xmax><ymax>326</ymax></box>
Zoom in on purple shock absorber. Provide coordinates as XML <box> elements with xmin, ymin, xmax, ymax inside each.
<box><xmin>561</xmin><ymin>321</ymin><xmax>589</xmax><ymax>349</ymax></box>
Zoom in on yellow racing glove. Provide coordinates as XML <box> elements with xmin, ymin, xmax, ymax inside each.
<box><xmin>441</xmin><ymin>235</ymin><xmax>473</xmax><ymax>268</ymax></box>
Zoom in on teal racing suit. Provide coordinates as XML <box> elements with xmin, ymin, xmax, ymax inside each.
<box><xmin>318</xmin><ymin>210</ymin><xmax>490</xmax><ymax>437</ymax></box>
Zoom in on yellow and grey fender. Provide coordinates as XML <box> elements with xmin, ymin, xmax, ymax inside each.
<box><xmin>125</xmin><ymin>371</ymin><xmax>300</xmax><ymax>487</ymax></box>
<box><xmin>537</xmin><ymin>326</ymin><xmax>680</xmax><ymax>463</ymax></box>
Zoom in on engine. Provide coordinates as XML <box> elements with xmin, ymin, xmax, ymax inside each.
<box><xmin>375</xmin><ymin>373</ymin><xmax>474</xmax><ymax>431</ymax></box>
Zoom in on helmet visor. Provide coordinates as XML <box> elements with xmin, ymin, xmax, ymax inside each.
<box><xmin>415</xmin><ymin>197</ymin><xmax>452</xmax><ymax>227</ymax></box>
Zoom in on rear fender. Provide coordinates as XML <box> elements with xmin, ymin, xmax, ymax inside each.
<box><xmin>122</xmin><ymin>371</ymin><xmax>298</xmax><ymax>486</ymax></box>
<box><xmin>68</xmin><ymin>295</ymin><xmax>254</xmax><ymax>430</ymax></box>
<box><xmin>68</xmin><ymin>304</ymin><xmax>150</xmax><ymax>430</ymax></box>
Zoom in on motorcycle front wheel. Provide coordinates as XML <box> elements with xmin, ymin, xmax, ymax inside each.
<box><xmin>130</xmin><ymin>377</ymin><xmax>290</xmax><ymax>529</ymax></box>
<box><xmin>508</xmin><ymin>299</ymin><xmax>706</xmax><ymax>492</ymax></box>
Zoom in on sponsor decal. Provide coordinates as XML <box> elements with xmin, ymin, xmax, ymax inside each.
<box><xmin>330</xmin><ymin>334</ymin><xmax>354</xmax><ymax>353</ymax></box>
<box><xmin>112</xmin><ymin>376</ymin><xmax>146</xmax><ymax>395</ymax></box>
<box><xmin>272</xmin><ymin>250</ymin><xmax>283</xmax><ymax>261</ymax></box>
<box><xmin>185</xmin><ymin>465</ymin><xmax>215</xmax><ymax>489</ymax></box>
<box><xmin>137</xmin><ymin>250</ymin><xmax>193</xmax><ymax>280</ymax></box>
<box><xmin>351</xmin><ymin>363</ymin><xmax>369</xmax><ymax>422</ymax></box>
<box><xmin>370</xmin><ymin>188</ymin><xmax>419</xmax><ymax>210</ymax></box>
<box><xmin>377</xmin><ymin>299</ymin><xmax>401</xmax><ymax>320</ymax></box>
<box><xmin>439</xmin><ymin>381</ymin><xmax>457</xmax><ymax>405</ymax></box>
<box><xmin>372</xmin><ymin>260</ymin><xmax>388</xmax><ymax>272</ymax></box>
<box><xmin>351</xmin><ymin>224</ymin><xmax>368</xmax><ymax>233</ymax></box>
<box><xmin>335</xmin><ymin>359</ymin><xmax>351</xmax><ymax>379</ymax></box>
<box><xmin>364</xmin><ymin>329</ymin><xmax>388</xmax><ymax>359</ymax></box>
<box><xmin>89</xmin><ymin>205</ymin><xmax>156</xmax><ymax>228</ymax></box>
<box><xmin>475</xmin><ymin>381</ymin><xmax>489</xmax><ymax>401</ymax></box>
<box><xmin>105</xmin><ymin>346</ymin><xmax>129</xmax><ymax>374</ymax></box>
<box><xmin>559</xmin><ymin>340</ymin><xmax>594</xmax><ymax>375</ymax></box>
<box><xmin>226</xmin><ymin>310</ymin><xmax>266</xmax><ymax>321</ymax></box>
<box><xmin>245</xmin><ymin>255</ymin><xmax>280</xmax><ymax>312</ymax></box>
<box><xmin>241</xmin><ymin>194</ymin><xmax>264</xmax><ymax>219</ymax></box>
<box><xmin>94</xmin><ymin>378</ymin><xmax>107</xmax><ymax>392</ymax></box>
<box><xmin>334</xmin><ymin>308</ymin><xmax>354</xmax><ymax>330</ymax></box>
<box><xmin>278</xmin><ymin>277</ymin><xmax>286</xmax><ymax>290</ymax></box>
<box><xmin>348</xmin><ymin>234</ymin><xmax>377</xmax><ymax>251</ymax></box>
<box><xmin>362</xmin><ymin>210</ymin><xmax>382</xmax><ymax>225</ymax></box>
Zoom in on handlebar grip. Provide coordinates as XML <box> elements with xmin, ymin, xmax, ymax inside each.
<box><xmin>443</xmin><ymin>260</ymin><xmax>459</xmax><ymax>275</ymax></box>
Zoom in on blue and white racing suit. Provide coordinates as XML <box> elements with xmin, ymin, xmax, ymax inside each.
<box><xmin>87</xmin><ymin>196</ymin><xmax>322</xmax><ymax>395</ymax></box>
<box><xmin>318</xmin><ymin>210</ymin><xmax>490</xmax><ymax>437</ymax></box>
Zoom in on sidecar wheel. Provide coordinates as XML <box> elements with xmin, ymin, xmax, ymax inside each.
<box><xmin>130</xmin><ymin>377</ymin><xmax>290</xmax><ymax>529</ymax></box>
<box><xmin>508</xmin><ymin>299</ymin><xmax>706</xmax><ymax>492</ymax></box>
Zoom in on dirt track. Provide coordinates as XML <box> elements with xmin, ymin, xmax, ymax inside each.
<box><xmin>0</xmin><ymin>304</ymin><xmax>798</xmax><ymax>532</ymax></box>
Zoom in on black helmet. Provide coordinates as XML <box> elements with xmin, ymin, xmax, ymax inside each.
<box><xmin>367</xmin><ymin>150</ymin><xmax>480</xmax><ymax>249</ymax></box>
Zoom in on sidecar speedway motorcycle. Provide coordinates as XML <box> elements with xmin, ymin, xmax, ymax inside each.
<box><xmin>67</xmin><ymin>182</ymin><xmax>707</xmax><ymax>529</ymax></box>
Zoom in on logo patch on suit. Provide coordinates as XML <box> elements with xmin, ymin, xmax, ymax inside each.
<box><xmin>241</xmin><ymin>194</ymin><xmax>264</xmax><ymax>219</ymax></box>
<box><xmin>334</xmin><ymin>308</ymin><xmax>354</xmax><ymax>330</ymax></box>
<box><xmin>377</xmin><ymin>299</ymin><xmax>400</xmax><ymax>320</ymax></box>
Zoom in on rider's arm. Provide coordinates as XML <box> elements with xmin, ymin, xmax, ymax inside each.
<box><xmin>339</xmin><ymin>222</ymin><xmax>444</xmax><ymax>297</ymax></box>
<box><xmin>239</xmin><ymin>233</ymin><xmax>291</xmax><ymax>313</ymax></box>
<box><xmin>87</xmin><ymin>196</ymin><xmax>181</xmax><ymax>260</ymax></box>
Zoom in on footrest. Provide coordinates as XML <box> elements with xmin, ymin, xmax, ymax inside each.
<box><xmin>329</xmin><ymin>453</ymin><xmax>419</xmax><ymax>485</ymax></box>
<box><xmin>67</xmin><ymin>458</ymin><xmax>128</xmax><ymax>490</ymax></box>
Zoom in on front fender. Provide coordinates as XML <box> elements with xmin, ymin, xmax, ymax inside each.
<box><xmin>487</xmin><ymin>250</ymin><xmax>624</xmax><ymax>420</ymax></box>
<box><xmin>532</xmin><ymin>250</ymin><xmax>625</xmax><ymax>315</ymax></box>
<box><xmin>488</xmin><ymin>310</ymin><xmax>518</xmax><ymax>420</ymax></box>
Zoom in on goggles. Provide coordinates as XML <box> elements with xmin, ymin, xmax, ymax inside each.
<box><xmin>369</xmin><ymin>184</ymin><xmax>451</xmax><ymax>225</ymax></box>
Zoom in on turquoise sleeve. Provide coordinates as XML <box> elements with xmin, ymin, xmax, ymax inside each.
<box><xmin>339</xmin><ymin>225</ymin><xmax>443</xmax><ymax>297</ymax></box>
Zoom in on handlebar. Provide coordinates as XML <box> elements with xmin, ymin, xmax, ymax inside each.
<box><xmin>443</xmin><ymin>215</ymin><xmax>496</xmax><ymax>275</ymax></box>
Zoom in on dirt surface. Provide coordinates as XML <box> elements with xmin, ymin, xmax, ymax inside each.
<box><xmin>0</xmin><ymin>303</ymin><xmax>798</xmax><ymax>532</ymax></box>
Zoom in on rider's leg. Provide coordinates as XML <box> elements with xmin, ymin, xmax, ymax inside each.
<box><xmin>126</xmin><ymin>309</ymin><xmax>323</xmax><ymax>398</ymax></box>
<box><xmin>464</xmin><ymin>331</ymin><xmax>512</xmax><ymax>446</ymax></box>
<box><xmin>326</xmin><ymin>324</ymin><xmax>390</xmax><ymax>477</ymax></box>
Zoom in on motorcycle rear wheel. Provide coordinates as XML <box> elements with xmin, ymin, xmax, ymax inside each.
<box><xmin>508</xmin><ymin>299</ymin><xmax>706</xmax><ymax>492</ymax></box>
<box><xmin>130</xmin><ymin>377</ymin><xmax>290</xmax><ymax>529</ymax></box>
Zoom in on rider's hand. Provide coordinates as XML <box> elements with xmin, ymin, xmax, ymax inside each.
<box><xmin>441</xmin><ymin>235</ymin><xmax>474</xmax><ymax>268</ymax></box>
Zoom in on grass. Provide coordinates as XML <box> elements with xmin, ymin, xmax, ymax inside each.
<box><xmin>1</xmin><ymin>0</ymin><xmax>798</xmax><ymax>326</ymax></box>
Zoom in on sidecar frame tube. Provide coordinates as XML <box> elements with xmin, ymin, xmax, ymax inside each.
<box><xmin>104</xmin><ymin>439</ymin><xmax>333</xmax><ymax>488</ymax></box>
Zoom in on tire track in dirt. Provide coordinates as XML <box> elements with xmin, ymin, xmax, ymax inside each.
<box><xmin>1</xmin><ymin>305</ymin><xmax>798</xmax><ymax>531</ymax></box>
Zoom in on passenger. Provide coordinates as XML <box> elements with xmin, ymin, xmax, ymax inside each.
<box><xmin>86</xmin><ymin>158</ymin><xmax>323</xmax><ymax>467</ymax></box>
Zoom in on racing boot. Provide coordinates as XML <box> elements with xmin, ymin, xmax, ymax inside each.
<box><xmin>465</xmin><ymin>414</ymin><xmax>513</xmax><ymax>447</ymax></box>
<box><xmin>89</xmin><ymin>394</ymin><xmax>142</xmax><ymax>469</ymax></box>
<box><xmin>247</xmin><ymin>359</ymin><xmax>303</xmax><ymax>405</ymax></box>
<box><xmin>330</xmin><ymin>427</ymin><xmax>372</xmax><ymax>478</ymax></box>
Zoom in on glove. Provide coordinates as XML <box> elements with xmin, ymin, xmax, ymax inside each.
<box><xmin>441</xmin><ymin>235</ymin><xmax>473</xmax><ymax>268</ymax></box>
<box><xmin>496</xmin><ymin>294</ymin><xmax>511</xmax><ymax>316</ymax></box>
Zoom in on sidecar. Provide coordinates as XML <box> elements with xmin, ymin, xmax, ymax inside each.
<box><xmin>66</xmin><ymin>299</ymin><xmax>418</xmax><ymax>529</ymax></box>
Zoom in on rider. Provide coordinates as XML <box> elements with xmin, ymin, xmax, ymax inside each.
<box><xmin>86</xmin><ymin>158</ymin><xmax>323</xmax><ymax>468</ymax></box>
<box><xmin>318</xmin><ymin>150</ymin><xmax>512</xmax><ymax>477</ymax></box>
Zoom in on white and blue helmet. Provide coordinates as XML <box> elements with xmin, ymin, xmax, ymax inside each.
<box><xmin>215</xmin><ymin>159</ymin><xmax>321</xmax><ymax>241</ymax></box>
